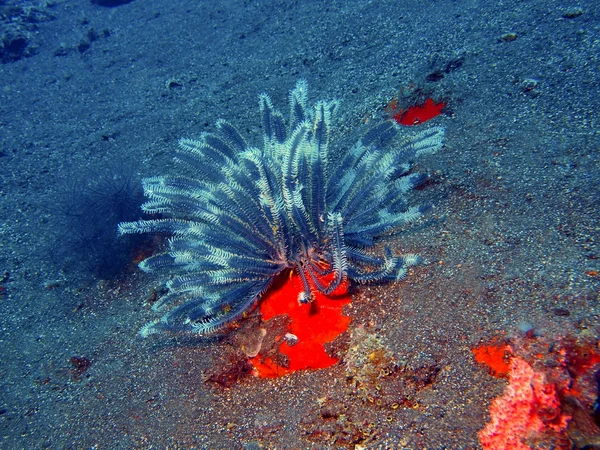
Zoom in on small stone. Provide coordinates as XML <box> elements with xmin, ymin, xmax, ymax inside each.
<box><xmin>521</xmin><ymin>78</ymin><xmax>538</xmax><ymax>91</ymax></box>
<box><xmin>562</xmin><ymin>7</ymin><xmax>583</xmax><ymax>19</ymax></box>
<box><xmin>499</xmin><ymin>32</ymin><xmax>517</xmax><ymax>42</ymax></box>
<box><xmin>518</xmin><ymin>321</ymin><xmax>535</xmax><ymax>335</ymax></box>
<box><xmin>240</xmin><ymin>328</ymin><xmax>267</xmax><ymax>357</ymax></box>
<box><xmin>283</xmin><ymin>332</ymin><xmax>299</xmax><ymax>346</ymax></box>
<box><xmin>520</xmin><ymin>78</ymin><xmax>540</xmax><ymax>97</ymax></box>
<box><xmin>552</xmin><ymin>307</ymin><xmax>570</xmax><ymax>317</ymax></box>
<box><xmin>43</xmin><ymin>280</ymin><xmax>61</xmax><ymax>290</ymax></box>
<box><xmin>165</xmin><ymin>78</ymin><xmax>184</xmax><ymax>90</ymax></box>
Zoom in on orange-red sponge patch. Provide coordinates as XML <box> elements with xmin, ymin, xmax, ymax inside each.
<box><xmin>479</xmin><ymin>356</ymin><xmax>571</xmax><ymax>450</ymax></box>
<box><xmin>253</xmin><ymin>272</ymin><xmax>351</xmax><ymax>377</ymax></box>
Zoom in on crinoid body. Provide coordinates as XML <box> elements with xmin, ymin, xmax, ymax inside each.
<box><xmin>119</xmin><ymin>81</ymin><xmax>445</xmax><ymax>337</ymax></box>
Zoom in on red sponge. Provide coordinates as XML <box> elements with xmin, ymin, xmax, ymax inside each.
<box><xmin>253</xmin><ymin>272</ymin><xmax>351</xmax><ymax>377</ymax></box>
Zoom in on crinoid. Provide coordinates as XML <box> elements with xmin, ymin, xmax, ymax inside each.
<box><xmin>119</xmin><ymin>81</ymin><xmax>445</xmax><ymax>337</ymax></box>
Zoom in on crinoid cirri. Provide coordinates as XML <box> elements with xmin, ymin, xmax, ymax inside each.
<box><xmin>119</xmin><ymin>81</ymin><xmax>445</xmax><ymax>337</ymax></box>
